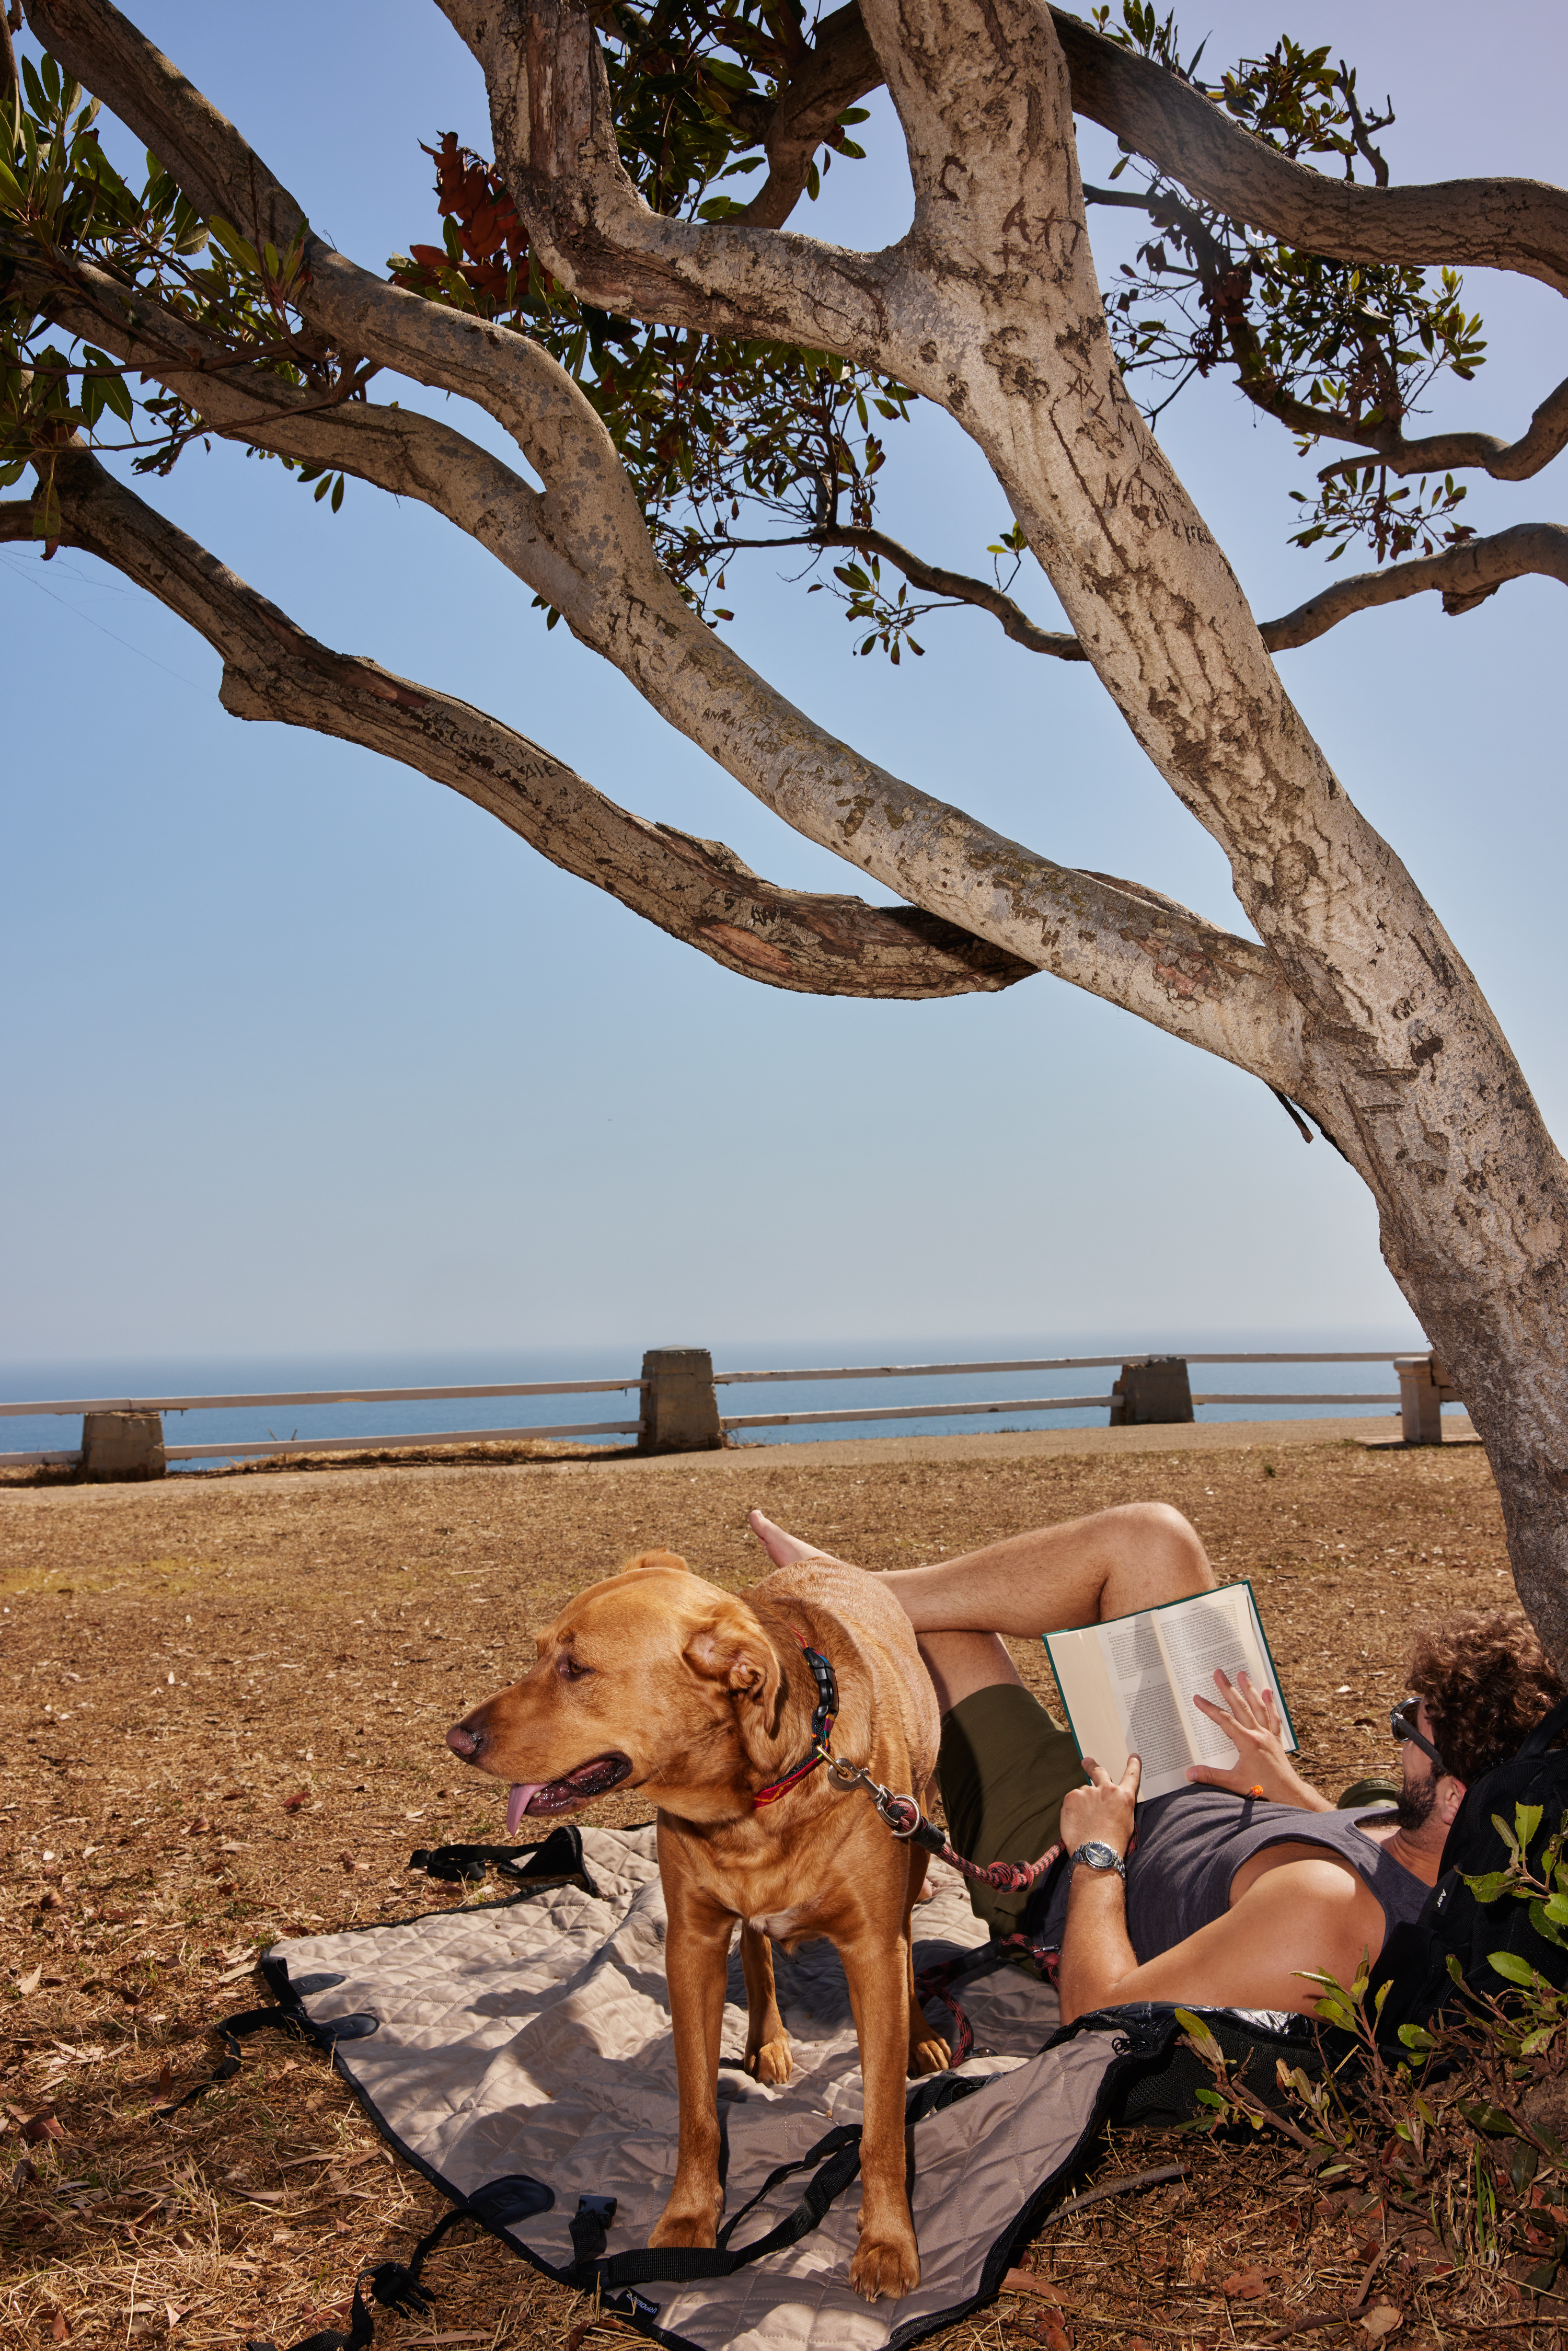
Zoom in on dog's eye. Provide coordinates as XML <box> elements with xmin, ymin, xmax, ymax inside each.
<box><xmin>558</xmin><ymin>1655</ymin><xmax>594</xmax><ymax>1681</ymax></box>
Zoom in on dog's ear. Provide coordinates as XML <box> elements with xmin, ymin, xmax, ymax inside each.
<box><xmin>619</xmin><ymin>1548</ymin><xmax>689</xmax><ymax>1575</ymax></box>
<box><xmin>684</xmin><ymin>1599</ymin><xmax>783</xmax><ymax>1717</ymax></box>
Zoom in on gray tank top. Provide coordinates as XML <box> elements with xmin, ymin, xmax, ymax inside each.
<box><xmin>1038</xmin><ymin>1787</ymin><xmax>1429</xmax><ymax>1961</ymax></box>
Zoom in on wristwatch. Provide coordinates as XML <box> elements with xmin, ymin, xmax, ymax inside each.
<box><xmin>1070</xmin><ymin>1839</ymin><xmax>1127</xmax><ymax>1881</ymax></box>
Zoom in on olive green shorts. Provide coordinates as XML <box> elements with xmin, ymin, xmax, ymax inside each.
<box><xmin>937</xmin><ymin>1683</ymin><xmax>1084</xmax><ymax>1935</ymax></box>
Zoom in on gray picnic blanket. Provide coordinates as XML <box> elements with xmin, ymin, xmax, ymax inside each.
<box><xmin>256</xmin><ymin>1825</ymin><xmax>1142</xmax><ymax>2351</ymax></box>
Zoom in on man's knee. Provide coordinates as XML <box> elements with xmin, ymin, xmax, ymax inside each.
<box><xmin>1107</xmin><ymin>1501</ymin><xmax>1213</xmax><ymax>1591</ymax></box>
<box><xmin>918</xmin><ymin>1630</ymin><xmax>1020</xmax><ymax>1716</ymax></box>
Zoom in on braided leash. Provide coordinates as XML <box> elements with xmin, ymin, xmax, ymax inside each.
<box><xmin>821</xmin><ymin>1750</ymin><xmax>1064</xmax><ymax>1897</ymax></box>
<box><xmin>754</xmin><ymin>1635</ymin><xmax>1064</xmax><ymax>1899</ymax></box>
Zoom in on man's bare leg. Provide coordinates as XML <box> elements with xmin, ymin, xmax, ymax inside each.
<box><xmin>748</xmin><ymin>1502</ymin><xmax>1215</xmax><ymax>1712</ymax></box>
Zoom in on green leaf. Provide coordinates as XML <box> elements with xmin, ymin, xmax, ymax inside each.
<box><xmin>209</xmin><ymin>213</ymin><xmax>259</xmax><ymax>271</ymax></box>
<box><xmin>1464</xmin><ymin>1871</ymin><xmax>1513</xmax><ymax>1903</ymax></box>
<box><xmin>1460</xmin><ymin>2101</ymin><xmax>1519</xmax><ymax>2136</ymax></box>
<box><xmin>1174</xmin><ymin>2007</ymin><xmax>1225</xmax><ymax>2062</ymax></box>
<box><xmin>1488</xmin><ymin>1950</ymin><xmax>1541</xmax><ymax>1987</ymax></box>
<box><xmin>1517</xmin><ymin>1804</ymin><xmax>1546</xmax><ymax>1850</ymax></box>
<box><xmin>330</xmin><ymin>472</ymin><xmax>344</xmax><ymax>513</ymax></box>
<box><xmin>1397</xmin><ymin>2025</ymin><xmax>1436</xmax><ymax>2051</ymax></box>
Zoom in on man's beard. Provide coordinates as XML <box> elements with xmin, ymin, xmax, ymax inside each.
<box><xmin>1392</xmin><ymin>1773</ymin><xmax>1439</xmax><ymax>1834</ymax></box>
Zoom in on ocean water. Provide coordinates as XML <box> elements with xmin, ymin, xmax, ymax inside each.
<box><xmin>0</xmin><ymin>1329</ymin><xmax>1443</xmax><ymax>1469</ymax></box>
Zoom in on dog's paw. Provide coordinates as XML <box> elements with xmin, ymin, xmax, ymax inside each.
<box><xmin>745</xmin><ymin>2033</ymin><xmax>793</xmax><ymax>2085</ymax></box>
<box><xmin>848</xmin><ymin>2230</ymin><xmax>920</xmax><ymax>2301</ymax></box>
<box><xmin>907</xmin><ymin>2033</ymin><xmax>951</xmax><ymax>2077</ymax></box>
<box><xmin>648</xmin><ymin>2208</ymin><xmax>719</xmax><ymax>2250</ymax></box>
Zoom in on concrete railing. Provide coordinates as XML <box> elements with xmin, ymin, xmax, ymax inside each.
<box><xmin>0</xmin><ymin>1344</ymin><xmax>1463</xmax><ymax>1479</ymax></box>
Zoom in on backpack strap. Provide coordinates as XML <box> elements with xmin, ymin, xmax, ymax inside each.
<box><xmin>1521</xmin><ymin>1694</ymin><xmax>1568</xmax><ymax>1758</ymax></box>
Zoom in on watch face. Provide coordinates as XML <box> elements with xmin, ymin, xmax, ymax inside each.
<box><xmin>1075</xmin><ymin>1840</ymin><xmax>1123</xmax><ymax>1870</ymax></box>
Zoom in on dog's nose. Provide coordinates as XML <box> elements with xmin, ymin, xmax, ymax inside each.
<box><xmin>447</xmin><ymin>1722</ymin><xmax>482</xmax><ymax>1758</ymax></box>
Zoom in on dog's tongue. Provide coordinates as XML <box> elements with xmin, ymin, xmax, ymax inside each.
<box><xmin>506</xmin><ymin>1757</ymin><xmax>628</xmax><ymax>1831</ymax></box>
<box><xmin>506</xmin><ymin>1784</ymin><xmax>545</xmax><ymax>1834</ymax></box>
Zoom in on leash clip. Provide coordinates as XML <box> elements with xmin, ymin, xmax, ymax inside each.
<box><xmin>874</xmin><ymin>1787</ymin><xmax>922</xmax><ymax>1839</ymax></box>
<box><xmin>826</xmin><ymin>1751</ymin><xmax>923</xmax><ymax>1839</ymax></box>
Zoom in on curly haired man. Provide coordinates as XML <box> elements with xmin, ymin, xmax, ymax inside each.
<box><xmin>748</xmin><ymin>1505</ymin><xmax>1562</xmax><ymax>2023</ymax></box>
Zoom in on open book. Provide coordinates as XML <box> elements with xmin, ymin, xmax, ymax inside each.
<box><xmin>1043</xmin><ymin>1581</ymin><xmax>1297</xmax><ymax>1803</ymax></box>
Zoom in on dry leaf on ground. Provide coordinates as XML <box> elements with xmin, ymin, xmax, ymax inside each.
<box><xmin>0</xmin><ymin>1434</ymin><xmax>1513</xmax><ymax>2351</ymax></box>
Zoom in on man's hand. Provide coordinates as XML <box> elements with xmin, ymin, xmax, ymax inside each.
<box><xmin>1186</xmin><ymin>1670</ymin><xmax>1333</xmax><ymax>1810</ymax></box>
<box><xmin>1060</xmin><ymin>1752</ymin><xmax>1141</xmax><ymax>1856</ymax></box>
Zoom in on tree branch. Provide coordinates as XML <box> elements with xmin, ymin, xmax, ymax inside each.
<box><xmin>707</xmin><ymin>521</ymin><xmax>1086</xmax><ymax>658</ymax></box>
<box><xmin>1261</xmin><ymin>522</ymin><xmax>1568</xmax><ymax>649</ymax></box>
<box><xmin>1082</xmin><ymin>180</ymin><xmax>1431</xmax><ymax>459</ymax></box>
<box><xmin>13</xmin><ymin>0</ymin><xmax>1307</xmax><ymax>1093</ymax></box>
<box><xmin>421</xmin><ymin>0</ymin><xmax>1568</xmax><ymax>316</ymax></box>
<box><xmin>725</xmin><ymin>1</ymin><xmax>881</xmax><ymax>231</ymax></box>
<box><xmin>1048</xmin><ymin>7</ymin><xmax>1568</xmax><ymax>298</ymax></box>
<box><xmin>1314</xmin><ymin>371</ymin><xmax>1568</xmax><ymax>485</ymax></box>
<box><xmin>700</xmin><ymin>512</ymin><xmax>1565</xmax><ymax>661</ymax></box>
<box><xmin>815</xmin><ymin>525</ymin><xmax>1082</xmax><ymax>655</ymax></box>
<box><xmin>0</xmin><ymin>457</ymin><xmax>1034</xmax><ymax>999</ymax></box>
<box><xmin>429</xmin><ymin>0</ymin><xmax>906</xmax><ymax>359</ymax></box>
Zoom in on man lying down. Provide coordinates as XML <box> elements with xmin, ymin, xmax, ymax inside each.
<box><xmin>749</xmin><ymin>1502</ymin><xmax>1562</xmax><ymax>2024</ymax></box>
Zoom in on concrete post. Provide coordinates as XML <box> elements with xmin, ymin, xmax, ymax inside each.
<box><xmin>1396</xmin><ymin>1353</ymin><xmax>1459</xmax><ymax>1445</ymax></box>
<box><xmin>80</xmin><ymin>1410</ymin><xmax>166</xmax><ymax>1481</ymax></box>
<box><xmin>1109</xmin><ymin>1357</ymin><xmax>1194</xmax><ymax>1426</ymax></box>
<box><xmin>638</xmin><ymin>1349</ymin><xmax>724</xmax><ymax>1455</ymax></box>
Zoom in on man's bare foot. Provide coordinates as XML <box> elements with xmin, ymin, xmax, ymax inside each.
<box><xmin>748</xmin><ymin>1509</ymin><xmax>848</xmax><ymax>1570</ymax></box>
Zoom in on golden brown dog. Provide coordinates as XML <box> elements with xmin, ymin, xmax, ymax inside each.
<box><xmin>446</xmin><ymin>1548</ymin><xmax>948</xmax><ymax>2301</ymax></box>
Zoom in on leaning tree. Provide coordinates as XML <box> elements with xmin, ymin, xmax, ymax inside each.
<box><xmin>5</xmin><ymin>1</ymin><xmax>1568</xmax><ymax>1642</ymax></box>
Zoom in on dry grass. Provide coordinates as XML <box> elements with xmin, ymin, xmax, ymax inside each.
<box><xmin>0</xmin><ymin>1431</ymin><xmax>1541</xmax><ymax>2349</ymax></box>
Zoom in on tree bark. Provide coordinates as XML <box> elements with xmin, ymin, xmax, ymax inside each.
<box><xmin>19</xmin><ymin>0</ymin><xmax>1568</xmax><ymax>1656</ymax></box>
<box><xmin>441</xmin><ymin>0</ymin><xmax>1568</xmax><ymax>1658</ymax></box>
<box><xmin>0</xmin><ymin>462</ymin><xmax>1034</xmax><ymax>1000</ymax></box>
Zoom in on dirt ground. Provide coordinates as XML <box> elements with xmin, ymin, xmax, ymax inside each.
<box><xmin>0</xmin><ymin>1427</ymin><xmax>1538</xmax><ymax>2351</ymax></box>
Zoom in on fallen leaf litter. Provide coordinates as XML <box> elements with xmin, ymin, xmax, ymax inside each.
<box><xmin>0</xmin><ymin>1429</ymin><xmax>1542</xmax><ymax>2347</ymax></box>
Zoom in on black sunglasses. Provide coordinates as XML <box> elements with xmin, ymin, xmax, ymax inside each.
<box><xmin>1391</xmin><ymin>1698</ymin><xmax>1447</xmax><ymax>1775</ymax></box>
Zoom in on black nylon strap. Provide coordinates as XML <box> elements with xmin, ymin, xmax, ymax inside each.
<box><xmin>157</xmin><ymin>2007</ymin><xmax>316</xmax><ymax>2116</ymax></box>
<box><xmin>586</xmin><ymin>2122</ymin><xmax>863</xmax><ymax>2287</ymax></box>
<box><xmin>1523</xmin><ymin>1694</ymin><xmax>1568</xmax><ymax>1757</ymax></box>
<box><xmin>569</xmin><ymin>2194</ymin><xmax>619</xmax><ymax>2267</ymax></box>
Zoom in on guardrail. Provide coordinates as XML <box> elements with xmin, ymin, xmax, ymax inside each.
<box><xmin>0</xmin><ymin>1343</ymin><xmax>1463</xmax><ymax>1478</ymax></box>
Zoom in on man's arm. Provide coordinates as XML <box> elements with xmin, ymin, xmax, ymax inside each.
<box><xmin>1057</xmin><ymin>1852</ymin><xmax>1385</xmax><ymax>2023</ymax></box>
<box><xmin>1054</xmin><ymin>1756</ymin><xmax>1382</xmax><ymax>2024</ymax></box>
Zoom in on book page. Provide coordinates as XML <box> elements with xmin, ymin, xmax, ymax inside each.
<box><xmin>1045</xmin><ymin>1611</ymin><xmax>1195</xmax><ymax>1800</ymax></box>
<box><xmin>1151</xmin><ymin>1587</ymin><xmax>1298</xmax><ymax>1768</ymax></box>
<box><xmin>1045</xmin><ymin>1583</ymin><xmax>1296</xmax><ymax>1805</ymax></box>
<box><xmin>1101</xmin><ymin>1612</ymin><xmax>1193</xmax><ymax>1783</ymax></box>
<box><xmin>1042</xmin><ymin>1624</ymin><xmax>1126</xmax><ymax>1773</ymax></box>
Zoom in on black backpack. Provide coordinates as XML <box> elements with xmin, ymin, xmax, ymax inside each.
<box><xmin>1369</xmin><ymin>1692</ymin><xmax>1568</xmax><ymax>2041</ymax></box>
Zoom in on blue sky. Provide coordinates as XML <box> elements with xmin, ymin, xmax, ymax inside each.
<box><xmin>3</xmin><ymin>0</ymin><xmax>1564</xmax><ymax>1369</ymax></box>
